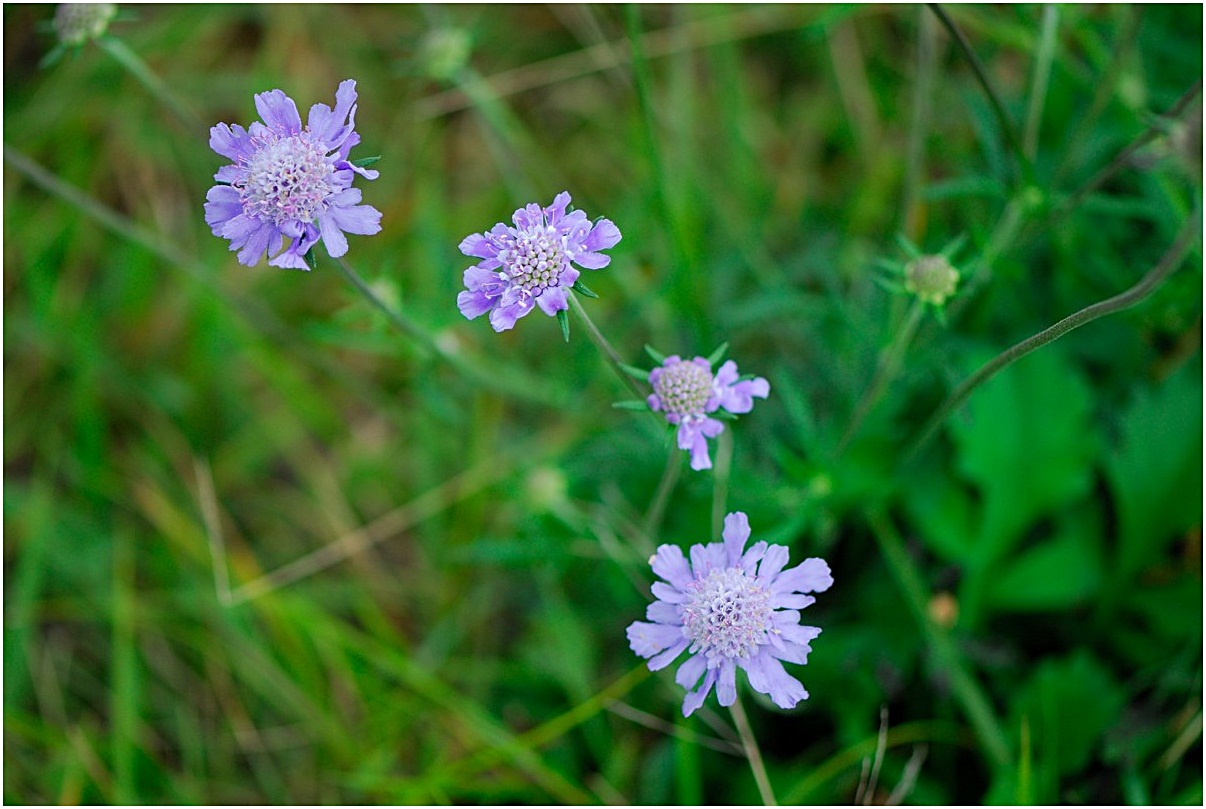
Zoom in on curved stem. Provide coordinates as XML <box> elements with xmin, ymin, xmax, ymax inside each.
<box><xmin>566</xmin><ymin>292</ymin><xmax>648</xmax><ymax>400</ymax></box>
<box><xmin>96</xmin><ymin>36</ymin><xmax>205</xmax><ymax>133</ymax></box>
<box><xmin>928</xmin><ymin>4</ymin><xmax>1032</xmax><ymax>184</ymax></box>
<box><xmin>642</xmin><ymin>445</ymin><xmax>682</xmax><ymax>544</ymax></box>
<box><xmin>334</xmin><ymin>257</ymin><xmax>568</xmax><ymax>407</ymax></box>
<box><xmin>906</xmin><ymin>212</ymin><xmax>1200</xmax><ymax>461</ymax></box>
<box><xmin>1055</xmin><ymin>78</ymin><xmax>1203</xmax><ymax>221</ymax></box>
<box><xmin>730</xmin><ymin>695</ymin><xmax>777</xmax><ymax>806</ymax></box>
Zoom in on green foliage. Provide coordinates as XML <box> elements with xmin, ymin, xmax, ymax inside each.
<box><xmin>3</xmin><ymin>3</ymin><xmax>1201</xmax><ymax>805</ymax></box>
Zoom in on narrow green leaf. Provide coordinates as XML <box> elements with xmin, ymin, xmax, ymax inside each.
<box><xmin>571</xmin><ymin>280</ymin><xmax>598</xmax><ymax>299</ymax></box>
<box><xmin>556</xmin><ymin>309</ymin><xmax>569</xmax><ymax>342</ymax></box>
<box><xmin>612</xmin><ymin>400</ymin><xmax>650</xmax><ymax>411</ymax></box>
<box><xmin>619</xmin><ymin>363</ymin><xmax>650</xmax><ymax>382</ymax></box>
<box><xmin>351</xmin><ymin>155</ymin><xmax>381</xmax><ymax>168</ymax></box>
<box><xmin>644</xmin><ymin>345</ymin><xmax>667</xmax><ymax>364</ymax></box>
<box><xmin>706</xmin><ymin>342</ymin><xmax>729</xmax><ymax>367</ymax></box>
<box><xmin>305</xmin><ymin>248</ymin><xmax>318</xmax><ymax>271</ymax></box>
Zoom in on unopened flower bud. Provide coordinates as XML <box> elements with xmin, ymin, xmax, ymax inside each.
<box><xmin>54</xmin><ymin>3</ymin><xmax>116</xmax><ymax>47</ymax></box>
<box><xmin>904</xmin><ymin>255</ymin><xmax>960</xmax><ymax>306</ymax></box>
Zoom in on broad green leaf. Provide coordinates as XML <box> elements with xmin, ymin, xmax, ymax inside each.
<box><xmin>1012</xmin><ymin>652</ymin><xmax>1125</xmax><ymax>780</ymax></box>
<box><xmin>1106</xmin><ymin>363</ymin><xmax>1203</xmax><ymax>583</ymax></box>
<box><xmin>950</xmin><ymin>347</ymin><xmax>1098</xmax><ymax>564</ymax></box>
<box><xmin>984</xmin><ymin>517</ymin><xmax>1103</xmax><ymax>612</ymax></box>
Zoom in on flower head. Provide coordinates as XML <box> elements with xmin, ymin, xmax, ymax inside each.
<box><xmin>627</xmin><ymin>512</ymin><xmax>833</xmax><ymax>717</ymax></box>
<box><xmin>204</xmin><ymin>80</ymin><xmax>382</xmax><ymax>270</ymax></box>
<box><xmin>53</xmin><ymin>3</ymin><xmax>116</xmax><ymax>47</ymax></box>
<box><xmin>647</xmin><ymin>355</ymin><xmax>769</xmax><ymax>471</ymax></box>
<box><xmin>457</xmin><ymin>192</ymin><xmax>621</xmax><ymax>332</ymax></box>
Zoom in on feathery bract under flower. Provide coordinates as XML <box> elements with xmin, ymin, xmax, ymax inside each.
<box><xmin>204</xmin><ymin>80</ymin><xmax>382</xmax><ymax>270</ymax></box>
<box><xmin>647</xmin><ymin>356</ymin><xmax>769</xmax><ymax>471</ymax></box>
<box><xmin>627</xmin><ymin>512</ymin><xmax>832</xmax><ymax>717</ymax></box>
<box><xmin>457</xmin><ymin>191</ymin><xmax>621</xmax><ymax>332</ymax></box>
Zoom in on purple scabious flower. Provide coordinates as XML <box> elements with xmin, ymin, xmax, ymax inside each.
<box><xmin>204</xmin><ymin>80</ymin><xmax>382</xmax><ymax>270</ymax></box>
<box><xmin>457</xmin><ymin>191</ymin><xmax>621</xmax><ymax>332</ymax></box>
<box><xmin>648</xmin><ymin>356</ymin><xmax>770</xmax><ymax>471</ymax></box>
<box><xmin>627</xmin><ymin>512</ymin><xmax>832</xmax><ymax>717</ymax></box>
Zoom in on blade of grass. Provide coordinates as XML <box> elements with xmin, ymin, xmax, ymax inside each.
<box><xmin>1022</xmin><ymin>5</ymin><xmax>1059</xmax><ymax>160</ymax></box>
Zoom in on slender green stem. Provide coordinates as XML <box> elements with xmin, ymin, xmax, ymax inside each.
<box><xmin>906</xmin><ymin>212</ymin><xmax>1200</xmax><ymax>461</ymax></box>
<box><xmin>730</xmin><ymin>695</ymin><xmax>777</xmax><ymax>806</ymax></box>
<box><xmin>836</xmin><ymin>299</ymin><xmax>926</xmax><ymax>456</ymax></box>
<box><xmin>333</xmin><ymin>257</ymin><xmax>568</xmax><ymax>407</ymax></box>
<box><xmin>1022</xmin><ymin>5</ymin><xmax>1059</xmax><ymax>161</ymax></box>
<box><xmin>928</xmin><ymin>4</ymin><xmax>1032</xmax><ymax>184</ymax></box>
<box><xmin>566</xmin><ymin>292</ymin><xmax>648</xmax><ymax>400</ymax></box>
<box><xmin>642</xmin><ymin>445</ymin><xmax>683</xmax><ymax>543</ymax></box>
<box><xmin>95</xmin><ymin>36</ymin><xmax>205</xmax><ymax>133</ymax></box>
<box><xmin>711</xmin><ymin>428</ymin><xmax>734</xmax><ymax>538</ymax></box>
<box><xmin>868</xmin><ymin>511</ymin><xmax>1012</xmax><ymax>769</ymax></box>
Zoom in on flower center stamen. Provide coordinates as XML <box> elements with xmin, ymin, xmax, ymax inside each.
<box><xmin>653</xmin><ymin>362</ymin><xmax>713</xmax><ymax>417</ymax></box>
<box><xmin>239</xmin><ymin>134</ymin><xmax>333</xmax><ymax>226</ymax></box>
<box><xmin>682</xmin><ymin>567</ymin><xmax>771</xmax><ymax>660</ymax></box>
<box><xmin>501</xmin><ymin>227</ymin><xmax>566</xmax><ymax>292</ymax></box>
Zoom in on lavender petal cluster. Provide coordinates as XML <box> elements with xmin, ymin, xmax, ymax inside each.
<box><xmin>627</xmin><ymin>512</ymin><xmax>832</xmax><ymax>717</ymax></box>
<box><xmin>648</xmin><ymin>356</ymin><xmax>770</xmax><ymax>471</ymax></box>
<box><xmin>457</xmin><ymin>191</ymin><xmax>621</xmax><ymax>332</ymax></box>
<box><xmin>204</xmin><ymin>80</ymin><xmax>382</xmax><ymax>270</ymax></box>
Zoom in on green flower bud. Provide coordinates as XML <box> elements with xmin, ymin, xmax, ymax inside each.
<box><xmin>904</xmin><ymin>254</ymin><xmax>960</xmax><ymax>306</ymax></box>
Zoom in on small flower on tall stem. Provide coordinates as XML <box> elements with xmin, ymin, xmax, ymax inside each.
<box><xmin>627</xmin><ymin>511</ymin><xmax>832</xmax><ymax>717</ymax></box>
<box><xmin>457</xmin><ymin>191</ymin><xmax>620</xmax><ymax>332</ymax></box>
<box><xmin>204</xmin><ymin>80</ymin><xmax>382</xmax><ymax>270</ymax></box>
<box><xmin>643</xmin><ymin>347</ymin><xmax>769</xmax><ymax>471</ymax></box>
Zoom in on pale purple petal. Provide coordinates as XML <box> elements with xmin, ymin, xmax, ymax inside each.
<box><xmin>675</xmin><ymin>653</ymin><xmax>707</xmax><ymax>690</ymax></box>
<box><xmin>460</xmin><ymin>233</ymin><xmax>498</xmax><ymax>259</ymax></box>
<box><xmin>774</xmin><ymin>594</ymin><xmax>817</xmax><ymax>610</ymax></box>
<box><xmin>722</xmin><ymin>512</ymin><xmax>751</xmax><ymax>566</ymax></box>
<box><xmin>627</xmin><ymin>621</ymin><xmax>684</xmax><ymax>659</ymax></box>
<box><xmin>328</xmin><ymin>203</ymin><xmax>383</xmax><ymax>237</ymax></box>
<box><xmin>682</xmin><ymin>669</ymin><xmax>718</xmax><ymax>717</ymax></box>
<box><xmin>209</xmin><ymin>122</ymin><xmax>253</xmax><ymax>161</ymax></box>
<box><xmin>204</xmin><ymin>185</ymin><xmax>243</xmax><ymax>234</ymax></box>
<box><xmin>648</xmin><ymin>638</ymin><xmax>690</xmax><ymax>671</ymax></box>
<box><xmin>254</xmin><ymin>89</ymin><xmax>303</xmax><ymax>135</ymax></box>
<box><xmin>650</xmin><ymin>582</ymin><xmax>686</xmax><ymax>605</ymax></box>
<box><xmin>716</xmin><ymin>659</ymin><xmax>738</xmax><ymax>707</ymax></box>
<box><xmin>535</xmin><ymin>286</ymin><xmax>568</xmax><ymax>316</ymax></box>
<box><xmin>650</xmin><ymin>544</ymin><xmax>693</xmax><ymax>590</ymax></box>
<box><xmin>457</xmin><ymin>290</ymin><xmax>494</xmax><ymax>320</ymax></box>
<box><xmin>757</xmin><ymin>545</ymin><xmax>790</xmax><ymax>583</ymax></box>
<box><xmin>235</xmin><ymin>221</ymin><xmax>276</xmax><ymax>266</ymax></box>
<box><xmin>646</xmin><ymin>599</ymin><xmax>680</xmax><ymax>625</ymax></box>
<box><xmin>573</xmin><ymin>250</ymin><xmax>611</xmax><ymax>270</ymax></box>
<box><xmin>772</xmin><ymin>558</ymin><xmax>834</xmax><ymax>596</ymax></box>
<box><xmin>317</xmin><ymin>211</ymin><xmax>349</xmax><ymax>258</ymax></box>
<box><xmin>583</xmin><ymin>219</ymin><xmax>621</xmax><ymax>252</ymax></box>
<box><xmin>746</xmin><ymin>651</ymin><xmax>808</xmax><ymax>709</ymax></box>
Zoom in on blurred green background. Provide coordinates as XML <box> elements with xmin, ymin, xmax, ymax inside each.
<box><xmin>4</xmin><ymin>3</ymin><xmax>1202</xmax><ymax>804</ymax></box>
